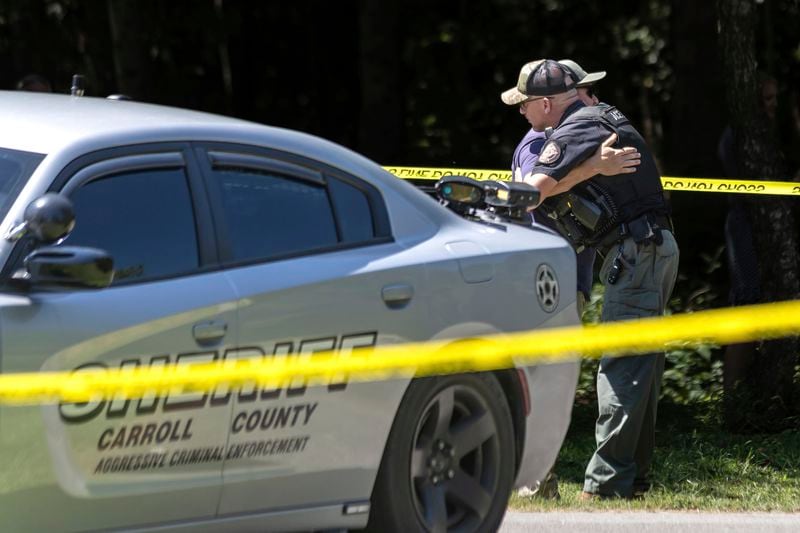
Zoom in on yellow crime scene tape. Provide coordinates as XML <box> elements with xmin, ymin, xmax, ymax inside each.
<box><xmin>383</xmin><ymin>166</ymin><xmax>800</xmax><ymax>196</ymax></box>
<box><xmin>1</xmin><ymin>299</ymin><xmax>800</xmax><ymax>405</ymax></box>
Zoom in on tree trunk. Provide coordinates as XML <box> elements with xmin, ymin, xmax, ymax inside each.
<box><xmin>668</xmin><ymin>0</ymin><xmax>726</xmax><ymax>176</ymax></box>
<box><xmin>213</xmin><ymin>0</ymin><xmax>234</xmax><ymax>115</ymax></box>
<box><xmin>357</xmin><ymin>0</ymin><xmax>403</xmax><ymax>162</ymax></box>
<box><xmin>716</xmin><ymin>0</ymin><xmax>800</xmax><ymax>431</ymax></box>
<box><xmin>106</xmin><ymin>0</ymin><xmax>154</xmax><ymax>100</ymax></box>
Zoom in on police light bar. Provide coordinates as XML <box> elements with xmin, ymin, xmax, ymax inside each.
<box><xmin>435</xmin><ymin>176</ymin><xmax>486</xmax><ymax>208</ymax></box>
<box><xmin>484</xmin><ymin>181</ymin><xmax>540</xmax><ymax>209</ymax></box>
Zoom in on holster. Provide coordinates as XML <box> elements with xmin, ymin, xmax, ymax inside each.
<box><xmin>596</xmin><ymin>212</ymin><xmax>673</xmax><ymax>255</ymax></box>
<box><xmin>538</xmin><ymin>183</ymin><xmax>619</xmax><ymax>252</ymax></box>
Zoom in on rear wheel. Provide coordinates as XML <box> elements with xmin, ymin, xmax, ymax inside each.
<box><xmin>367</xmin><ymin>373</ymin><xmax>515</xmax><ymax>533</ymax></box>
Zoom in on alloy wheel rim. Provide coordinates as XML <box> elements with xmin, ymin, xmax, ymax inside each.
<box><xmin>409</xmin><ymin>383</ymin><xmax>501</xmax><ymax>533</ymax></box>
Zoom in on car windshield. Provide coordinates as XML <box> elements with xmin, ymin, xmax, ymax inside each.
<box><xmin>0</xmin><ymin>147</ymin><xmax>45</xmax><ymax>221</ymax></box>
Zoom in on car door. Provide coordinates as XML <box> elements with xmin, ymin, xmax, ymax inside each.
<box><xmin>0</xmin><ymin>147</ymin><xmax>237</xmax><ymax>532</ymax></box>
<box><xmin>193</xmin><ymin>146</ymin><xmax>431</xmax><ymax>520</ymax></box>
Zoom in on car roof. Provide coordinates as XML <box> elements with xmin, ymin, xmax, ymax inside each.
<box><xmin>0</xmin><ymin>91</ymin><xmax>454</xmax><ymax>230</ymax></box>
<box><xmin>0</xmin><ymin>91</ymin><xmax>265</xmax><ymax>154</ymax></box>
<box><xmin>0</xmin><ymin>91</ymin><xmax>408</xmax><ymax>187</ymax></box>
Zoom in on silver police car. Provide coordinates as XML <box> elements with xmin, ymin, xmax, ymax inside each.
<box><xmin>0</xmin><ymin>92</ymin><xmax>579</xmax><ymax>532</ymax></box>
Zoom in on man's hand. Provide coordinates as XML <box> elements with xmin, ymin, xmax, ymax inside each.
<box><xmin>588</xmin><ymin>133</ymin><xmax>640</xmax><ymax>176</ymax></box>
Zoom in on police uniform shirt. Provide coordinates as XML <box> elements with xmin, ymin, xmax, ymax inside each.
<box><xmin>530</xmin><ymin>101</ymin><xmax>608</xmax><ymax>181</ymax></box>
<box><xmin>531</xmin><ymin>100</ymin><xmax>667</xmax><ymax>224</ymax></box>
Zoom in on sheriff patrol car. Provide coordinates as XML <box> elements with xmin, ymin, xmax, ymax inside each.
<box><xmin>0</xmin><ymin>92</ymin><xmax>579</xmax><ymax>532</ymax></box>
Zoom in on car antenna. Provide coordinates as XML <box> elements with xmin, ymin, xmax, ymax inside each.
<box><xmin>70</xmin><ymin>74</ymin><xmax>85</xmax><ymax>97</ymax></box>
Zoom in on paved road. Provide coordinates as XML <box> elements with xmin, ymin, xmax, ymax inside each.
<box><xmin>500</xmin><ymin>510</ymin><xmax>800</xmax><ymax>532</ymax></box>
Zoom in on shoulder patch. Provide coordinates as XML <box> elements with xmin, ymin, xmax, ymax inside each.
<box><xmin>538</xmin><ymin>140</ymin><xmax>562</xmax><ymax>165</ymax></box>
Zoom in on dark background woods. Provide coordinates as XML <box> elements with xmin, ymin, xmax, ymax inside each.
<box><xmin>4</xmin><ymin>1</ymin><xmax>798</xmax><ymax>172</ymax></box>
<box><xmin>2</xmin><ymin>0</ymin><xmax>800</xmax><ymax>427</ymax></box>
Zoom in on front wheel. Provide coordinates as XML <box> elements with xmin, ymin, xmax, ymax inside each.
<box><xmin>367</xmin><ymin>373</ymin><xmax>515</xmax><ymax>533</ymax></box>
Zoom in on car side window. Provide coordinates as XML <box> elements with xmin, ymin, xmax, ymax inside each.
<box><xmin>64</xmin><ymin>168</ymin><xmax>199</xmax><ymax>284</ymax></box>
<box><xmin>214</xmin><ymin>168</ymin><xmax>338</xmax><ymax>262</ymax></box>
<box><xmin>327</xmin><ymin>176</ymin><xmax>374</xmax><ymax>243</ymax></box>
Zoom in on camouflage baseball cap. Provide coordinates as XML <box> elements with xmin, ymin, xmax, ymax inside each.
<box><xmin>558</xmin><ymin>59</ymin><xmax>606</xmax><ymax>87</ymax></box>
<box><xmin>501</xmin><ymin>59</ymin><xmax>576</xmax><ymax>106</ymax></box>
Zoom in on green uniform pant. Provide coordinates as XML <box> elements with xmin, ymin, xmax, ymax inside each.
<box><xmin>584</xmin><ymin>230</ymin><xmax>679</xmax><ymax>497</ymax></box>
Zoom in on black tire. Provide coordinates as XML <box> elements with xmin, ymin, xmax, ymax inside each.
<box><xmin>366</xmin><ymin>373</ymin><xmax>515</xmax><ymax>533</ymax></box>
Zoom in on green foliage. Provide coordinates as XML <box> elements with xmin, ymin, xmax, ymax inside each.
<box><xmin>575</xmin><ymin>284</ymin><xmax>602</xmax><ymax>402</ymax></box>
<box><xmin>661</xmin><ymin>245</ymin><xmax>725</xmax><ymax>405</ymax></box>
<box><xmin>662</xmin><ymin>342</ymin><xmax>722</xmax><ymax>404</ymax></box>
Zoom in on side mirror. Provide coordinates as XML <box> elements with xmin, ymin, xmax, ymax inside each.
<box><xmin>23</xmin><ymin>246</ymin><xmax>114</xmax><ymax>289</ymax></box>
<box><xmin>24</xmin><ymin>193</ymin><xmax>76</xmax><ymax>244</ymax></box>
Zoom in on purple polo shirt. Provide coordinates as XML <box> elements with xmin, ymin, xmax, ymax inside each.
<box><xmin>512</xmin><ymin>128</ymin><xmax>596</xmax><ymax>300</ymax></box>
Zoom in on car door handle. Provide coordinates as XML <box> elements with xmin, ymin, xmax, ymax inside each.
<box><xmin>382</xmin><ymin>283</ymin><xmax>414</xmax><ymax>309</ymax></box>
<box><xmin>193</xmin><ymin>320</ymin><xmax>228</xmax><ymax>344</ymax></box>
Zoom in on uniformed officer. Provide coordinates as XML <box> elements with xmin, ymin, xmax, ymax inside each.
<box><xmin>511</xmin><ymin>59</ymin><xmax>637</xmax><ymax>312</ymax></box>
<box><xmin>507</xmin><ymin>59</ymin><xmax>640</xmax><ymax>500</ymax></box>
<box><xmin>504</xmin><ymin>58</ymin><xmax>679</xmax><ymax>499</ymax></box>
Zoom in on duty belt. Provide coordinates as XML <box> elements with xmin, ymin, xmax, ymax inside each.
<box><xmin>597</xmin><ymin>212</ymin><xmax>673</xmax><ymax>256</ymax></box>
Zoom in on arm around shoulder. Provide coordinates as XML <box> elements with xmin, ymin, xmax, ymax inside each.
<box><xmin>522</xmin><ymin>173</ymin><xmax>559</xmax><ymax>205</ymax></box>
<box><xmin>557</xmin><ymin>133</ymin><xmax>640</xmax><ymax>193</ymax></box>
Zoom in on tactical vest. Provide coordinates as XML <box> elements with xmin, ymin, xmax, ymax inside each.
<box><xmin>540</xmin><ymin>104</ymin><xmax>669</xmax><ymax>249</ymax></box>
<box><xmin>567</xmin><ymin>104</ymin><xmax>667</xmax><ymax>221</ymax></box>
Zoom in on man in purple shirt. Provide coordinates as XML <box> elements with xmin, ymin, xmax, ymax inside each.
<box><xmin>511</xmin><ymin>59</ymin><xmax>637</xmax><ymax>311</ymax></box>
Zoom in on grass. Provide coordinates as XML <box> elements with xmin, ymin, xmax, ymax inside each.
<box><xmin>509</xmin><ymin>397</ymin><xmax>800</xmax><ymax>512</ymax></box>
